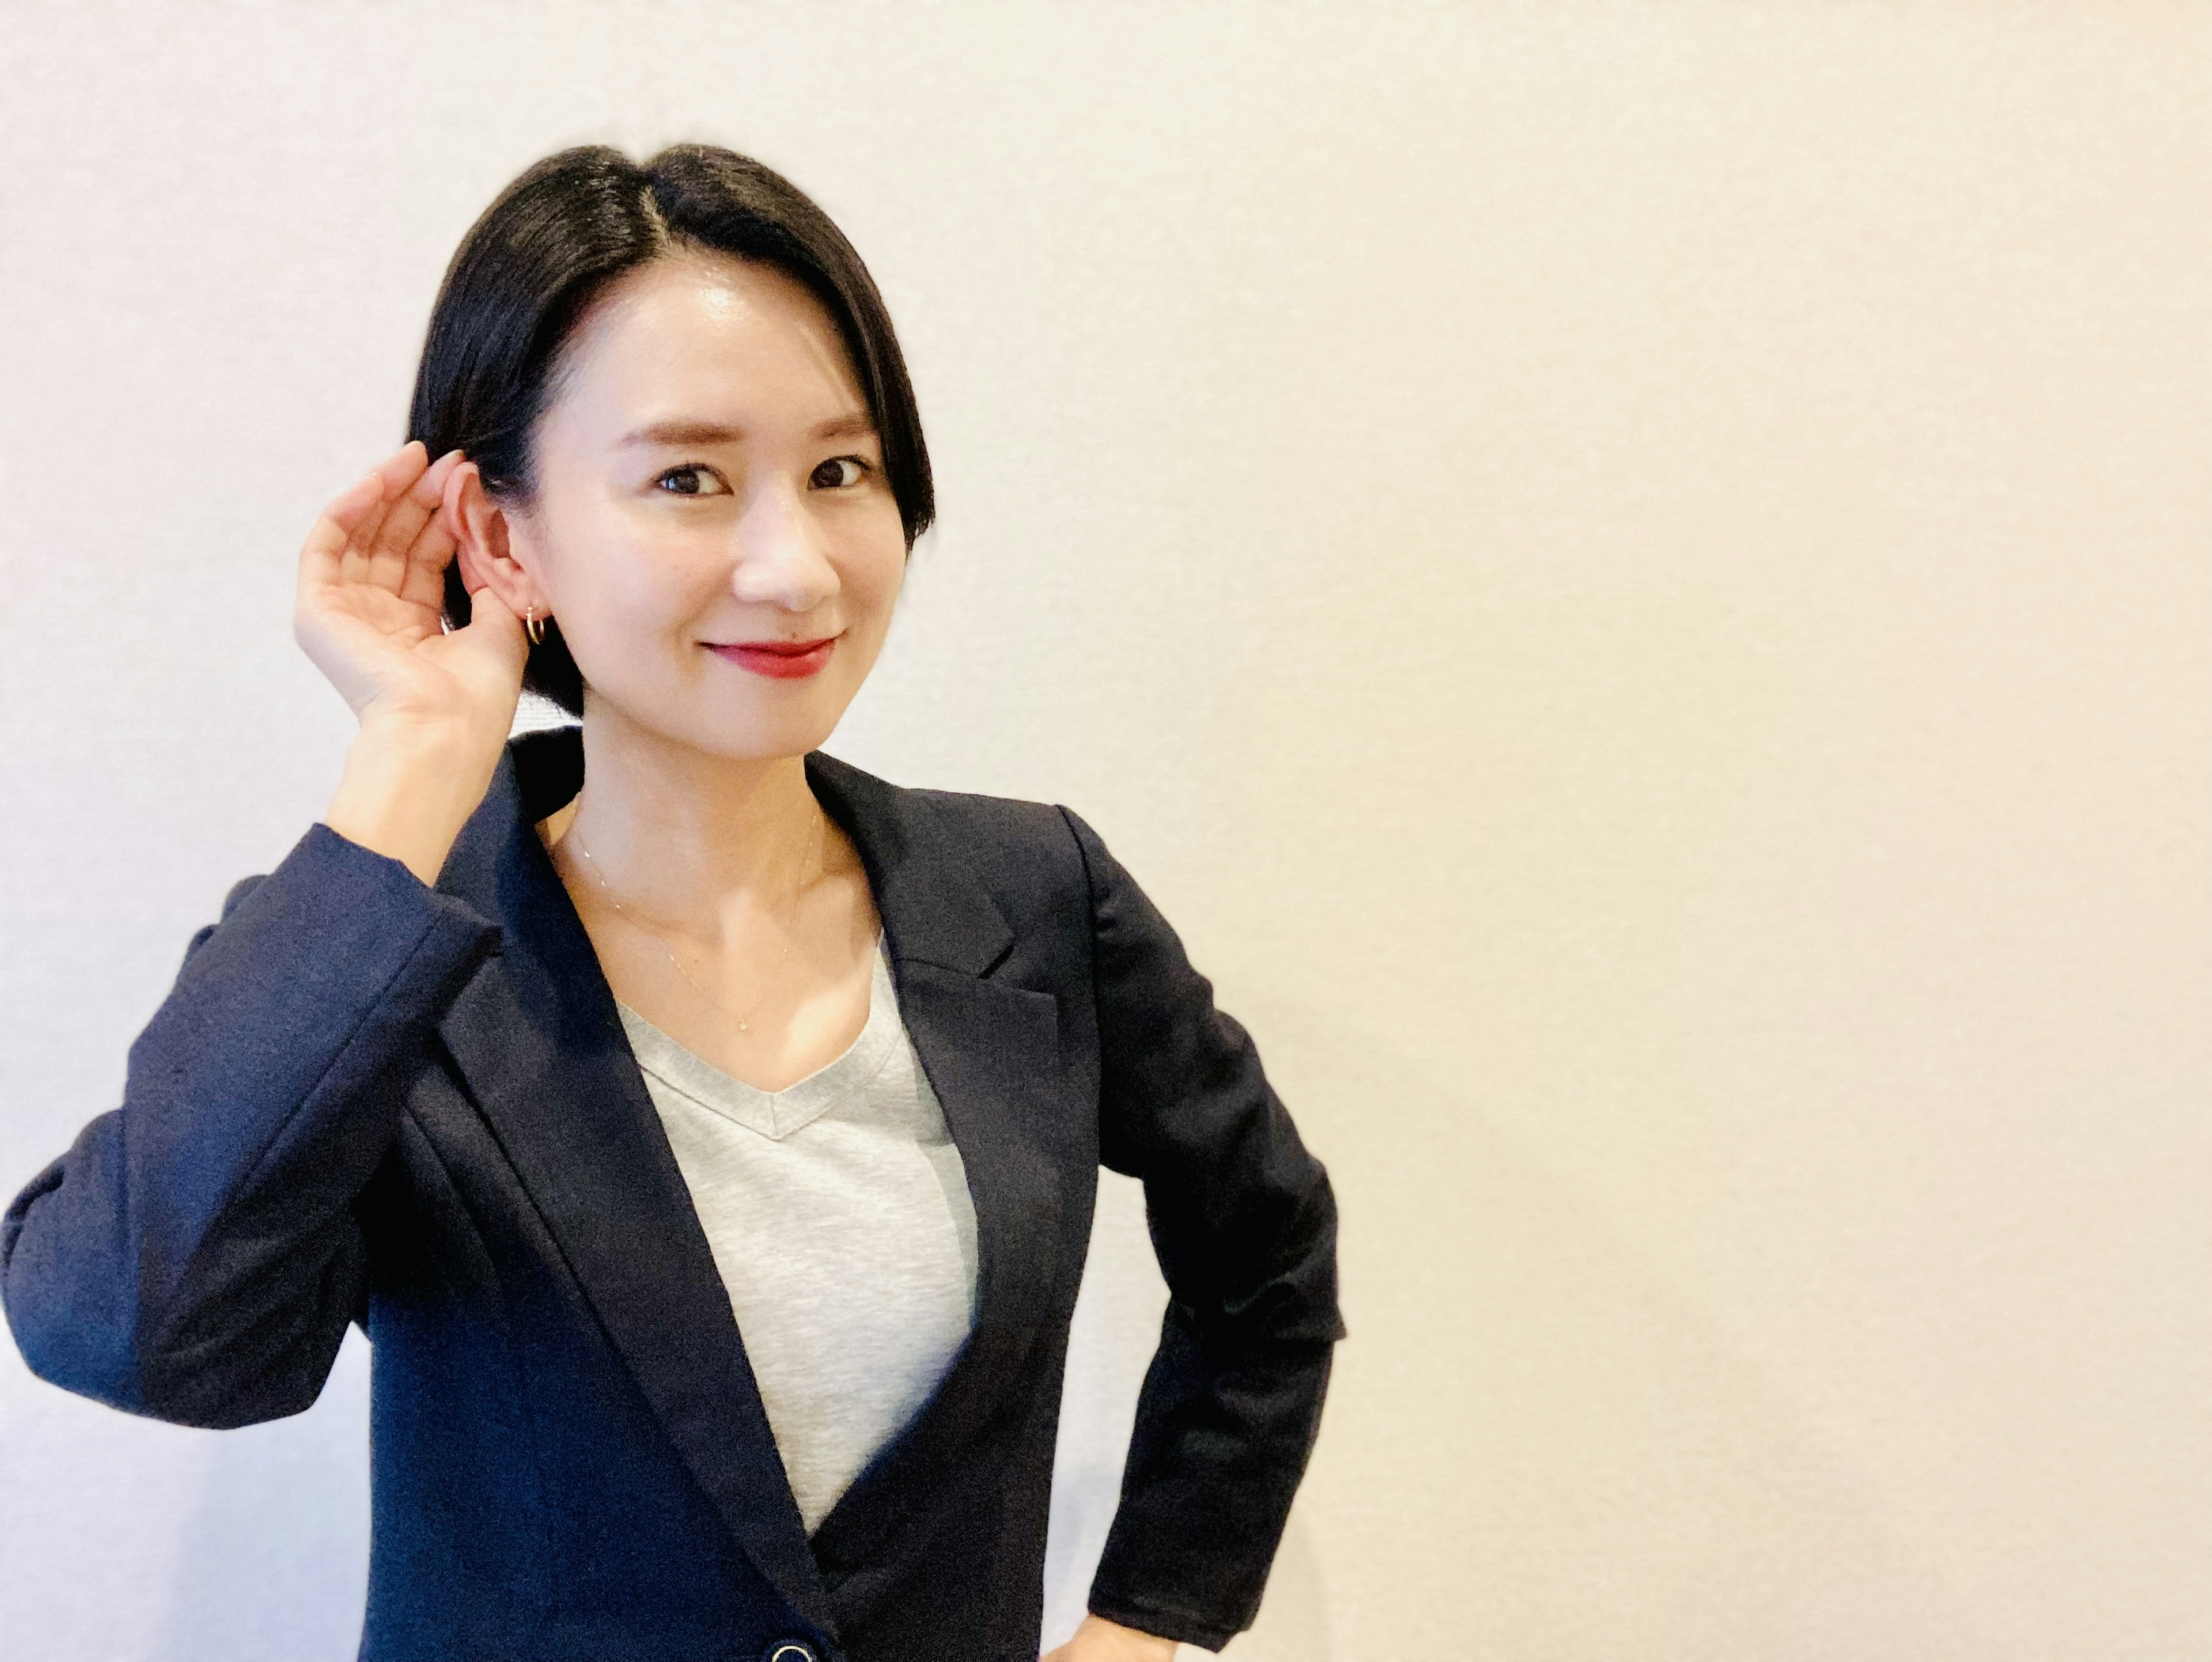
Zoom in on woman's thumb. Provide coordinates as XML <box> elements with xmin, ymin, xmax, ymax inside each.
<box><xmin>460</xmin><ymin>580</ymin><xmax>531</xmax><ymax>673</ymax></box>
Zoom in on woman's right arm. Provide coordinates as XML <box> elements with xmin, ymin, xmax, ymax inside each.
<box><xmin>0</xmin><ymin>442</ymin><xmax>529</xmax><ymax>1427</ymax></box>
<box><xmin>0</xmin><ymin>827</ymin><xmax>500</xmax><ymax>1426</ymax></box>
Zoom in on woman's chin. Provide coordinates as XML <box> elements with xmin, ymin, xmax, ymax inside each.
<box><xmin>593</xmin><ymin>694</ymin><xmax>848</xmax><ymax>766</ymax></box>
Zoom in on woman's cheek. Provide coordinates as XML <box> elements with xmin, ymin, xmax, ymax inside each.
<box><xmin>853</xmin><ymin>536</ymin><xmax>909</xmax><ymax>633</ymax></box>
<box><xmin>604</xmin><ymin>533</ymin><xmax>721</xmax><ymax>651</ymax></box>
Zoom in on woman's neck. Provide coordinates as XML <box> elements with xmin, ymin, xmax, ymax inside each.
<box><xmin>540</xmin><ymin>702</ymin><xmax>828</xmax><ymax>929</ymax></box>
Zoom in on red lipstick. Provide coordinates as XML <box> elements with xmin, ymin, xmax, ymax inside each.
<box><xmin>706</xmin><ymin>635</ymin><xmax>838</xmax><ymax>680</ymax></box>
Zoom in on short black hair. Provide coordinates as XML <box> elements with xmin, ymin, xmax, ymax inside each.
<box><xmin>408</xmin><ymin>143</ymin><xmax>934</xmax><ymax>715</ymax></box>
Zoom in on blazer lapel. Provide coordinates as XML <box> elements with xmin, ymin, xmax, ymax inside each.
<box><xmin>432</xmin><ymin>732</ymin><xmax>830</xmax><ymax>1630</ymax></box>
<box><xmin>801</xmin><ymin>755</ymin><xmax>1075</xmax><ymax>1615</ymax></box>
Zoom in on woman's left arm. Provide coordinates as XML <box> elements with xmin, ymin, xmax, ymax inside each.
<box><xmin>1057</xmin><ymin>808</ymin><xmax>1347</xmax><ymax>1655</ymax></box>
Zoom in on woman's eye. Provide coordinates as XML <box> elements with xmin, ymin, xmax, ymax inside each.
<box><xmin>655</xmin><ymin>465</ymin><xmax>728</xmax><ymax>497</ymax></box>
<box><xmin>810</xmin><ymin>456</ymin><xmax>868</xmax><ymax>490</ymax></box>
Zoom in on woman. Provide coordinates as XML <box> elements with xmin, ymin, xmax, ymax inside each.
<box><xmin>1</xmin><ymin>145</ymin><xmax>1342</xmax><ymax>1662</ymax></box>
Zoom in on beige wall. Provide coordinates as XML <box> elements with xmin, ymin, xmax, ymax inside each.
<box><xmin>1</xmin><ymin>4</ymin><xmax>2206</xmax><ymax>1659</ymax></box>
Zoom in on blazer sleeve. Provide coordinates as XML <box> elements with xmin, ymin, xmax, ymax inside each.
<box><xmin>0</xmin><ymin>823</ymin><xmax>499</xmax><ymax>1429</ymax></box>
<box><xmin>1059</xmin><ymin>807</ymin><xmax>1346</xmax><ymax>1653</ymax></box>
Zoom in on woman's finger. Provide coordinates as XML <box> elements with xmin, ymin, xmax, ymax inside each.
<box><xmin>299</xmin><ymin>470</ymin><xmax>388</xmax><ymax>587</ymax></box>
<box><xmin>452</xmin><ymin>571</ymin><xmax>531</xmax><ymax>682</ymax></box>
<box><xmin>373</xmin><ymin>440</ymin><xmax>430</xmax><ymax>496</ymax></box>
<box><xmin>370</xmin><ymin>448</ymin><xmax>462</xmax><ymax>595</ymax></box>
<box><xmin>396</xmin><ymin>453</ymin><xmax>466</xmax><ymax>611</ymax></box>
<box><xmin>338</xmin><ymin>442</ymin><xmax>431</xmax><ymax>584</ymax></box>
<box><xmin>330</xmin><ymin>468</ymin><xmax>391</xmax><ymax>535</ymax></box>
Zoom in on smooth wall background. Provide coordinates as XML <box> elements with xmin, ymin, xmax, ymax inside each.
<box><xmin>2</xmin><ymin>4</ymin><xmax>2207</xmax><ymax>1659</ymax></box>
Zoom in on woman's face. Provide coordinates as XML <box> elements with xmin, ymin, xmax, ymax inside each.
<box><xmin>496</xmin><ymin>251</ymin><xmax>908</xmax><ymax>762</ymax></box>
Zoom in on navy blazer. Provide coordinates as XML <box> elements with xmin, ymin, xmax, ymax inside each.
<box><xmin>2</xmin><ymin>727</ymin><xmax>1343</xmax><ymax>1662</ymax></box>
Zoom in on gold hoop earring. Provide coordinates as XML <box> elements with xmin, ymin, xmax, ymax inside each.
<box><xmin>525</xmin><ymin>608</ymin><xmax>547</xmax><ymax>648</ymax></box>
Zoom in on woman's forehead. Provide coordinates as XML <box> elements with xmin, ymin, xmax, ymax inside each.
<box><xmin>550</xmin><ymin>253</ymin><xmax>865</xmax><ymax>440</ymax></box>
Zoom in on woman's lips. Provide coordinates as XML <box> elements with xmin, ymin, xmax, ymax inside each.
<box><xmin>704</xmin><ymin>636</ymin><xmax>838</xmax><ymax>680</ymax></box>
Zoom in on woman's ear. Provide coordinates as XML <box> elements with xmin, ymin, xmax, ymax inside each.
<box><xmin>444</xmin><ymin>461</ymin><xmax>547</xmax><ymax>620</ymax></box>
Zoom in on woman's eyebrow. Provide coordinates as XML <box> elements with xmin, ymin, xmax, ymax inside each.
<box><xmin>617</xmin><ymin>412</ymin><xmax>877</xmax><ymax>448</ymax></box>
<box><xmin>619</xmin><ymin>419</ymin><xmax>744</xmax><ymax>448</ymax></box>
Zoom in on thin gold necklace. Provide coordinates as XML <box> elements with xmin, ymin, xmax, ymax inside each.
<box><xmin>567</xmin><ymin>808</ymin><xmax>825</xmax><ymax>1036</ymax></box>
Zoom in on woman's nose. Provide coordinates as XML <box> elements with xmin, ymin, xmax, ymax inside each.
<box><xmin>728</xmin><ymin>479</ymin><xmax>838</xmax><ymax>611</ymax></box>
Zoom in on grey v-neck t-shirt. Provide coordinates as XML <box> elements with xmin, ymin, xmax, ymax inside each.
<box><xmin>615</xmin><ymin>941</ymin><xmax>980</xmax><ymax>1534</ymax></box>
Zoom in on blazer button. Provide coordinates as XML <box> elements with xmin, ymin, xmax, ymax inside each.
<box><xmin>763</xmin><ymin>1644</ymin><xmax>818</xmax><ymax>1662</ymax></box>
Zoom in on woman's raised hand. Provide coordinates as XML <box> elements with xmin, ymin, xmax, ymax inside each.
<box><xmin>301</xmin><ymin>441</ymin><xmax>533</xmax><ymax>887</ymax></box>
<box><xmin>294</xmin><ymin>440</ymin><xmax>527</xmax><ymax>744</ymax></box>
